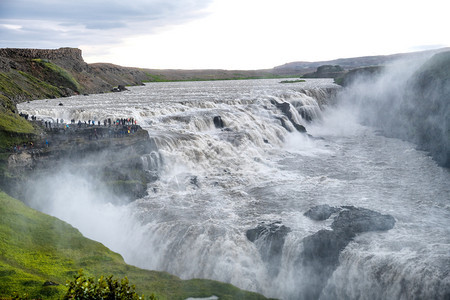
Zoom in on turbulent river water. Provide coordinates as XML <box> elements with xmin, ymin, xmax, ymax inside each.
<box><xmin>18</xmin><ymin>78</ymin><xmax>450</xmax><ymax>299</ymax></box>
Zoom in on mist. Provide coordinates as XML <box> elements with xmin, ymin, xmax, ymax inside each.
<box><xmin>331</xmin><ymin>51</ymin><xmax>450</xmax><ymax>167</ymax></box>
<box><xmin>22</xmin><ymin>163</ymin><xmax>148</xmax><ymax>261</ymax></box>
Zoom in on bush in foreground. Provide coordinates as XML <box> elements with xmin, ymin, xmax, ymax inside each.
<box><xmin>64</xmin><ymin>271</ymin><xmax>156</xmax><ymax>300</ymax></box>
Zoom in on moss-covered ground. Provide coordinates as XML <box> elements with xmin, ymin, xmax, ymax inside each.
<box><xmin>0</xmin><ymin>71</ymin><xmax>63</xmax><ymax>102</ymax></box>
<box><xmin>31</xmin><ymin>59</ymin><xmax>81</xmax><ymax>93</ymax></box>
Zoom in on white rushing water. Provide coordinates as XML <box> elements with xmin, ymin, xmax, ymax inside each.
<box><xmin>18</xmin><ymin>78</ymin><xmax>450</xmax><ymax>299</ymax></box>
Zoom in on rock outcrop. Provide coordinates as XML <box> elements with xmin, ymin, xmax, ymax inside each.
<box><xmin>246</xmin><ymin>221</ymin><xmax>291</xmax><ymax>277</ymax></box>
<box><xmin>272</xmin><ymin>101</ymin><xmax>307</xmax><ymax>133</ymax></box>
<box><xmin>337</xmin><ymin>51</ymin><xmax>450</xmax><ymax>168</ymax></box>
<box><xmin>299</xmin><ymin>205</ymin><xmax>396</xmax><ymax>299</ymax></box>
<box><xmin>403</xmin><ymin>51</ymin><xmax>450</xmax><ymax>167</ymax></box>
<box><xmin>0</xmin><ymin>48</ymin><xmax>83</xmax><ymax>62</ymax></box>
<box><xmin>302</xmin><ymin>65</ymin><xmax>346</xmax><ymax>79</ymax></box>
<box><xmin>303</xmin><ymin>204</ymin><xmax>340</xmax><ymax>221</ymax></box>
<box><xmin>2</xmin><ymin>122</ymin><xmax>160</xmax><ymax>203</ymax></box>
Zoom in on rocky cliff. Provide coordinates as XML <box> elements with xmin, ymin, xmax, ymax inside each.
<box><xmin>1</xmin><ymin>47</ymin><xmax>83</xmax><ymax>63</ymax></box>
<box><xmin>1</xmin><ymin>121</ymin><xmax>159</xmax><ymax>203</ymax></box>
<box><xmin>0</xmin><ymin>47</ymin><xmax>152</xmax><ymax>103</ymax></box>
<box><xmin>402</xmin><ymin>51</ymin><xmax>450</xmax><ymax>167</ymax></box>
<box><xmin>334</xmin><ymin>51</ymin><xmax>450</xmax><ymax>168</ymax></box>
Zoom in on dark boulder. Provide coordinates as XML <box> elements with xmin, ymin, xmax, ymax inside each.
<box><xmin>299</xmin><ymin>228</ymin><xmax>355</xmax><ymax>299</ymax></box>
<box><xmin>111</xmin><ymin>85</ymin><xmax>128</xmax><ymax>92</ymax></box>
<box><xmin>293</xmin><ymin>122</ymin><xmax>307</xmax><ymax>133</ymax></box>
<box><xmin>246</xmin><ymin>221</ymin><xmax>291</xmax><ymax>277</ymax></box>
<box><xmin>213</xmin><ymin>116</ymin><xmax>224</xmax><ymax>128</ymax></box>
<box><xmin>331</xmin><ymin>206</ymin><xmax>396</xmax><ymax>233</ymax></box>
<box><xmin>299</xmin><ymin>206</ymin><xmax>396</xmax><ymax>299</ymax></box>
<box><xmin>275</xmin><ymin>116</ymin><xmax>292</xmax><ymax>132</ymax></box>
<box><xmin>272</xmin><ymin>101</ymin><xmax>307</xmax><ymax>133</ymax></box>
<box><xmin>304</xmin><ymin>204</ymin><xmax>340</xmax><ymax>221</ymax></box>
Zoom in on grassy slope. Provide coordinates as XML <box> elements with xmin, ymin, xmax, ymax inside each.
<box><xmin>0</xmin><ymin>191</ymin><xmax>269</xmax><ymax>299</ymax></box>
<box><xmin>0</xmin><ymin>70</ymin><xmax>64</xmax><ymax>102</ymax></box>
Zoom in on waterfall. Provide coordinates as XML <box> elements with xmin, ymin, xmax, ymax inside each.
<box><xmin>17</xmin><ymin>78</ymin><xmax>449</xmax><ymax>300</ymax></box>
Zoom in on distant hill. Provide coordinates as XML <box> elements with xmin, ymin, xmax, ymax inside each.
<box><xmin>272</xmin><ymin>48</ymin><xmax>450</xmax><ymax>76</ymax></box>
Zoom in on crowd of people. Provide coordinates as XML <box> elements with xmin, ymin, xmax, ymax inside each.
<box><xmin>33</xmin><ymin>117</ymin><xmax>138</xmax><ymax>130</ymax></box>
<box><xmin>18</xmin><ymin>113</ymin><xmax>37</xmax><ymax>121</ymax></box>
<box><xmin>19</xmin><ymin>112</ymin><xmax>138</xmax><ymax>129</ymax></box>
<box><xmin>12</xmin><ymin>115</ymin><xmax>140</xmax><ymax>153</ymax></box>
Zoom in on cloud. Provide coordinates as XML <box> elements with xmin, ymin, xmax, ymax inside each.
<box><xmin>1</xmin><ymin>0</ymin><xmax>449</xmax><ymax>69</ymax></box>
<box><xmin>409</xmin><ymin>44</ymin><xmax>448</xmax><ymax>52</ymax></box>
<box><xmin>0</xmin><ymin>0</ymin><xmax>213</xmax><ymax>48</ymax></box>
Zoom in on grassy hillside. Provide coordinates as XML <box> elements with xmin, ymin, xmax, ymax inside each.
<box><xmin>0</xmin><ymin>70</ymin><xmax>64</xmax><ymax>102</ymax></box>
<box><xmin>0</xmin><ymin>191</ymin><xmax>269</xmax><ymax>299</ymax></box>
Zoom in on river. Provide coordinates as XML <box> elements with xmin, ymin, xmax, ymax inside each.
<box><xmin>18</xmin><ymin>78</ymin><xmax>450</xmax><ymax>299</ymax></box>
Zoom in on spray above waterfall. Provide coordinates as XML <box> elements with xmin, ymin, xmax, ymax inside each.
<box><xmin>333</xmin><ymin>51</ymin><xmax>450</xmax><ymax>167</ymax></box>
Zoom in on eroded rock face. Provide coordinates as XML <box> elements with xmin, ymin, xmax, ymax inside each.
<box><xmin>271</xmin><ymin>100</ymin><xmax>307</xmax><ymax>133</ymax></box>
<box><xmin>299</xmin><ymin>205</ymin><xmax>396</xmax><ymax>299</ymax></box>
<box><xmin>246</xmin><ymin>221</ymin><xmax>291</xmax><ymax>277</ymax></box>
<box><xmin>0</xmin><ymin>48</ymin><xmax>83</xmax><ymax>62</ymax></box>
<box><xmin>2</xmin><ymin>123</ymin><xmax>160</xmax><ymax>203</ymax></box>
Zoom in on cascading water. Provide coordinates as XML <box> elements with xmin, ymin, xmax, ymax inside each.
<box><xmin>18</xmin><ymin>78</ymin><xmax>450</xmax><ymax>299</ymax></box>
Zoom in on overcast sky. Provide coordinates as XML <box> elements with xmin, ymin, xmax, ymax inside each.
<box><xmin>1</xmin><ymin>0</ymin><xmax>449</xmax><ymax>69</ymax></box>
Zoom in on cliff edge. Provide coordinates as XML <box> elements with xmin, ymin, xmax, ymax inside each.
<box><xmin>0</xmin><ymin>47</ymin><xmax>150</xmax><ymax>103</ymax></box>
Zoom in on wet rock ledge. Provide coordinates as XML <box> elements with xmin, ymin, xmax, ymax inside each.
<box><xmin>246</xmin><ymin>205</ymin><xmax>395</xmax><ymax>299</ymax></box>
<box><xmin>2</xmin><ymin>121</ymin><xmax>159</xmax><ymax>202</ymax></box>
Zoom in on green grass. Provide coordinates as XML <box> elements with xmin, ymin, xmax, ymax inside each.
<box><xmin>0</xmin><ymin>109</ymin><xmax>36</xmax><ymax>154</ymax></box>
<box><xmin>17</xmin><ymin>71</ymin><xmax>62</xmax><ymax>96</ymax></box>
<box><xmin>0</xmin><ymin>73</ymin><xmax>33</xmax><ymax>100</ymax></box>
<box><xmin>0</xmin><ymin>191</ymin><xmax>271</xmax><ymax>299</ymax></box>
<box><xmin>145</xmin><ymin>73</ymin><xmax>168</xmax><ymax>82</ymax></box>
<box><xmin>32</xmin><ymin>59</ymin><xmax>81</xmax><ymax>92</ymax></box>
<box><xmin>0</xmin><ymin>112</ymin><xmax>35</xmax><ymax>135</ymax></box>
<box><xmin>0</xmin><ymin>71</ymin><xmax>63</xmax><ymax>101</ymax></box>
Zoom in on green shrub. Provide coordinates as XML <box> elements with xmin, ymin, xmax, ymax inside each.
<box><xmin>64</xmin><ymin>270</ymin><xmax>156</xmax><ymax>300</ymax></box>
